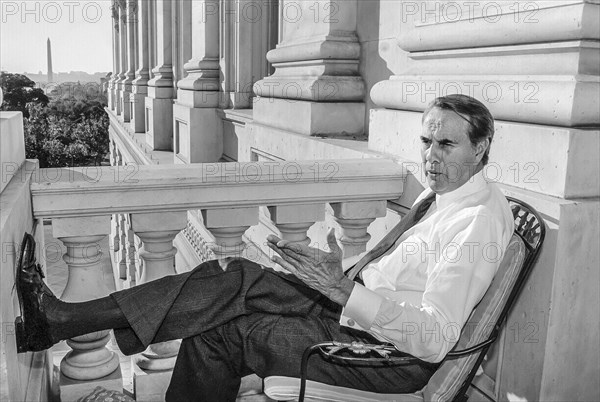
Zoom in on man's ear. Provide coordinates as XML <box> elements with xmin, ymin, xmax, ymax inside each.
<box><xmin>475</xmin><ymin>138</ymin><xmax>490</xmax><ymax>162</ymax></box>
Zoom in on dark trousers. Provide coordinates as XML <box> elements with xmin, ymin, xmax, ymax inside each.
<box><xmin>110</xmin><ymin>258</ymin><xmax>437</xmax><ymax>401</ymax></box>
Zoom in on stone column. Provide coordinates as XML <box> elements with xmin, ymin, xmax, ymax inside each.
<box><xmin>130</xmin><ymin>211</ymin><xmax>187</xmax><ymax>401</ymax></box>
<box><xmin>253</xmin><ymin>0</ymin><xmax>365</xmax><ymax>137</ymax></box>
<box><xmin>219</xmin><ymin>0</ymin><xmax>274</xmax><ymax>109</ymax></box>
<box><xmin>108</xmin><ymin>2</ymin><xmax>121</xmax><ymax>111</ymax></box>
<box><xmin>173</xmin><ymin>0</ymin><xmax>222</xmax><ymax>164</ymax></box>
<box><xmin>131</xmin><ymin>0</ymin><xmax>150</xmax><ymax>133</ymax></box>
<box><xmin>116</xmin><ymin>1</ymin><xmax>128</xmax><ymax>116</ymax></box>
<box><xmin>145</xmin><ymin>0</ymin><xmax>175</xmax><ymax>151</ymax></box>
<box><xmin>120</xmin><ymin>0</ymin><xmax>138</xmax><ymax>123</ymax></box>
<box><xmin>53</xmin><ymin>216</ymin><xmax>122</xmax><ymax>401</ymax></box>
<box><xmin>202</xmin><ymin>207</ymin><xmax>259</xmax><ymax>259</ymax></box>
<box><xmin>330</xmin><ymin>201</ymin><xmax>387</xmax><ymax>258</ymax></box>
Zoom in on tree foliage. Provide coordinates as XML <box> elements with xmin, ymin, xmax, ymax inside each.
<box><xmin>24</xmin><ymin>103</ymin><xmax>109</xmax><ymax>167</ymax></box>
<box><xmin>0</xmin><ymin>72</ymin><xmax>49</xmax><ymax>118</ymax></box>
<box><xmin>47</xmin><ymin>82</ymin><xmax>108</xmax><ymax>122</ymax></box>
<box><xmin>1</xmin><ymin>71</ymin><xmax>110</xmax><ymax>168</ymax></box>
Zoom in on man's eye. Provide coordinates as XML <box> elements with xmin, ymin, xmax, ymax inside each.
<box><xmin>421</xmin><ymin>138</ymin><xmax>431</xmax><ymax>145</ymax></box>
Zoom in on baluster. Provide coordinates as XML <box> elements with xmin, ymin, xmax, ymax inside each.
<box><xmin>118</xmin><ymin>214</ymin><xmax>128</xmax><ymax>279</ymax></box>
<box><xmin>126</xmin><ymin>221</ymin><xmax>138</xmax><ymax>288</ymax></box>
<box><xmin>135</xmin><ymin>234</ymin><xmax>144</xmax><ymax>283</ymax></box>
<box><xmin>52</xmin><ymin>216</ymin><xmax>122</xmax><ymax>400</ymax></box>
<box><xmin>201</xmin><ymin>207</ymin><xmax>259</xmax><ymax>260</ymax></box>
<box><xmin>111</xmin><ymin>214</ymin><xmax>120</xmax><ymax>254</ymax></box>
<box><xmin>129</xmin><ymin>211</ymin><xmax>187</xmax><ymax>401</ymax></box>
<box><xmin>268</xmin><ymin>204</ymin><xmax>325</xmax><ymax>247</ymax></box>
<box><xmin>330</xmin><ymin>201</ymin><xmax>387</xmax><ymax>257</ymax></box>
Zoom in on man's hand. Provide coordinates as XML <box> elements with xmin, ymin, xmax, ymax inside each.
<box><xmin>266</xmin><ymin>229</ymin><xmax>355</xmax><ymax>306</ymax></box>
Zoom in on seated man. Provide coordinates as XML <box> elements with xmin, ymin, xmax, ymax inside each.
<box><xmin>16</xmin><ymin>94</ymin><xmax>513</xmax><ymax>401</ymax></box>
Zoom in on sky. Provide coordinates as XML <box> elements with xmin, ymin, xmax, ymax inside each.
<box><xmin>0</xmin><ymin>0</ymin><xmax>113</xmax><ymax>74</ymax></box>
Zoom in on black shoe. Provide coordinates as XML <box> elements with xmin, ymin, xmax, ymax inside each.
<box><xmin>15</xmin><ymin>233</ymin><xmax>56</xmax><ymax>353</ymax></box>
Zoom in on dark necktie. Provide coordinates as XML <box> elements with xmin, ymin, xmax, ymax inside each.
<box><xmin>346</xmin><ymin>192</ymin><xmax>437</xmax><ymax>280</ymax></box>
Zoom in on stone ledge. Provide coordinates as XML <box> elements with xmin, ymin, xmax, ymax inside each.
<box><xmin>371</xmin><ymin>75</ymin><xmax>599</xmax><ymax>127</ymax></box>
<box><xmin>399</xmin><ymin>1</ymin><xmax>598</xmax><ymax>52</ymax></box>
<box><xmin>405</xmin><ymin>41</ymin><xmax>599</xmax><ymax>76</ymax></box>
<box><xmin>253</xmin><ymin>98</ymin><xmax>365</xmax><ymax>136</ymax></box>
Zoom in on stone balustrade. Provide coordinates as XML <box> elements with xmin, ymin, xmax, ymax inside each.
<box><xmin>30</xmin><ymin>160</ymin><xmax>404</xmax><ymax>218</ymax></box>
<box><xmin>28</xmin><ymin>158</ymin><xmax>405</xmax><ymax>398</ymax></box>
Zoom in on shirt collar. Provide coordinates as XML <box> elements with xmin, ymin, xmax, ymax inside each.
<box><xmin>435</xmin><ymin>170</ymin><xmax>487</xmax><ymax>210</ymax></box>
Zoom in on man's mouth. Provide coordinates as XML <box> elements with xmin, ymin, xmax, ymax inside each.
<box><xmin>427</xmin><ymin>170</ymin><xmax>443</xmax><ymax>177</ymax></box>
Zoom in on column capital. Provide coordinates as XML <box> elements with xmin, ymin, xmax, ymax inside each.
<box><xmin>330</xmin><ymin>201</ymin><xmax>387</xmax><ymax>257</ymax></box>
<box><xmin>202</xmin><ymin>207</ymin><xmax>259</xmax><ymax>259</ymax></box>
<box><xmin>131</xmin><ymin>211</ymin><xmax>188</xmax><ymax>233</ymax></box>
<box><xmin>53</xmin><ymin>215</ymin><xmax>111</xmax><ymax>238</ymax></box>
<box><xmin>268</xmin><ymin>204</ymin><xmax>325</xmax><ymax>224</ymax></box>
<box><xmin>131</xmin><ymin>211</ymin><xmax>187</xmax><ymax>283</ymax></box>
<box><xmin>269</xmin><ymin>204</ymin><xmax>325</xmax><ymax>246</ymax></box>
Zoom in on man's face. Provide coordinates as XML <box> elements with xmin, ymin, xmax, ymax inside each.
<box><xmin>420</xmin><ymin>108</ymin><xmax>487</xmax><ymax>195</ymax></box>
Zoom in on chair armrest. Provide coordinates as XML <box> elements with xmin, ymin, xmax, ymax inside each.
<box><xmin>311</xmin><ymin>333</ymin><xmax>499</xmax><ymax>364</ymax></box>
<box><xmin>445</xmin><ymin>333</ymin><xmax>498</xmax><ymax>358</ymax></box>
<box><xmin>311</xmin><ymin>341</ymin><xmax>421</xmax><ymax>365</ymax></box>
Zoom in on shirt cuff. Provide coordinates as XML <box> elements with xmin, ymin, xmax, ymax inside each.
<box><xmin>339</xmin><ymin>284</ymin><xmax>384</xmax><ymax>330</ymax></box>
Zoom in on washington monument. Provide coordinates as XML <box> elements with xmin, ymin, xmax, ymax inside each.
<box><xmin>47</xmin><ymin>38</ymin><xmax>53</xmax><ymax>83</ymax></box>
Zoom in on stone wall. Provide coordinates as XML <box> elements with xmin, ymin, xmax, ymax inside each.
<box><xmin>0</xmin><ymin>112</ymin><xmax>49</xmax><ymax>401</ymax></box>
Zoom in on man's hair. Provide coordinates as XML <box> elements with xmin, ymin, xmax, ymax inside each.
<box><xmin>422</xmin><ymin>94</ymin><xmax>495</xmax><ymax>165</ymax></box>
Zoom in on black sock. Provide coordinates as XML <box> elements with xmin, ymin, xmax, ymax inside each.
<box><xmin>43</xmin><ymin>294</ymin><xmax>129</xmax><ymax>342</ymax></box>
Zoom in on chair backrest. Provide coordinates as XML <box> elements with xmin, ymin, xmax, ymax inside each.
<box><xmin>423</xmin><ymin>197</ymin><xmax>545</xmax><ymax>401</ymax></box>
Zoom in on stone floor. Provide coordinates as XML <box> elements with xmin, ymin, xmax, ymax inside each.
<box><xmin>43</xmin><ymin>223</ymin><xmax>272</xmax><ymax>402</ymax></box>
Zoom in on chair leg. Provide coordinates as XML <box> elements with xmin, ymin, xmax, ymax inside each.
<box><xmin>299</xmin><ymin>344</ymin><xmax>323</xmax><ymax>402</ymax></box>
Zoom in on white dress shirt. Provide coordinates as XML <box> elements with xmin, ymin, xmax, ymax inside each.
<box><xmin>339</xmin><ymin>171</ymin><xmax>513</xmax><ymax>363</ymax></box>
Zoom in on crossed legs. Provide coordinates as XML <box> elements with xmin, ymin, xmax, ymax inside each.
<box><xmin>108</xmin><ymin>258</ymin><xmax>435</xmax><ymax>400</ymax></box>
<box><xmin>19</xmin><ymin>256</ymin><xmax>435</xmax><ymax>400</ymax></box>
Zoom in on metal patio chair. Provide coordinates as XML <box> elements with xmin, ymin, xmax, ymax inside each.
<box><xmin>264</xmin><ymin>197</ymin><xmax>546</xmax><ymax>402</ymax></box>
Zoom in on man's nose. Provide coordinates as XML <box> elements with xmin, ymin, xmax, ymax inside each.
<box><xmin>426</xmin><ymin>143</ymin><xmax>440</xmax><ymax>164</ymax></box>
